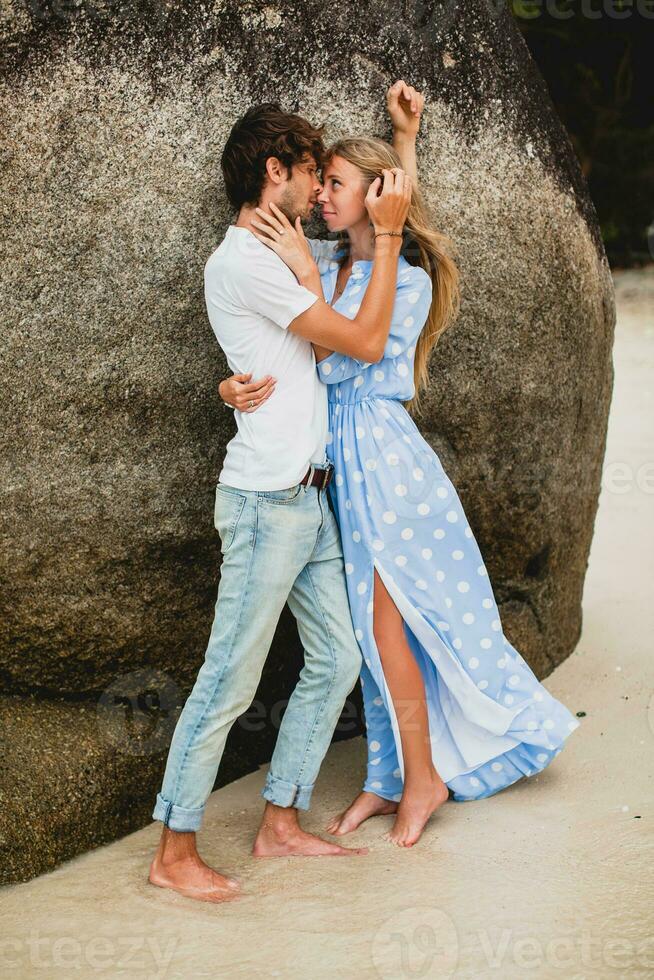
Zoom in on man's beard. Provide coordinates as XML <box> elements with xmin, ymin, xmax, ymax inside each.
<box><xmin>278</xmin><ymin>186</ymin><xmax>311</xmax><ymax>224</ymax></box>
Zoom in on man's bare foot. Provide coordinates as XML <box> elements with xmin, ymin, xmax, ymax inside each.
<box><xmin>252</xmin><ymin>802</ymin><xmax>369</xmax><ymax>857</ymax></box>
<box><xmin>383</xmin><ymin>773</ymin><xmax>450</xmax><ymax>848</ymax></box>
<box><xmin>325</xmin><ymin>790</ymin><xmax>399</xmax><ymax>836</ymax></box>
<box><xmin>148</xmin><ymin>827</ymin><xmax>241</xmax><ymax>904</ymax></box>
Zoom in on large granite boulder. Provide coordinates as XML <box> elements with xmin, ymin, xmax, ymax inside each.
<box><xmin>0</xmin><ymin>1</ymin><xmax>613</xmax><ymax>880</ymax></box>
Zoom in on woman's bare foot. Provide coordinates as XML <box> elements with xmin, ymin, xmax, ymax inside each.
<box><xmin>326</xmin><ymin>790</ymin><xmax>399</xmax><ymax>836</ymax></box>
<box><xmin>252</xmin><ymin>802</ymin><xmax>369</xmax><ymax>857</ymax></box>
<box><xmin>148</xmin><ymin>827</ymin><xmax>241</xmax><ymax>904</ymax></box>
<box><xmin>383</xmin><ymin>774</ymin><xmax>450</xmax><ymax>848</ymax></box>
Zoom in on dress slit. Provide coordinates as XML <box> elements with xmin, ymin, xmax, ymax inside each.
<box><xmin>307</xmin><ymin>235</ymin><xmax>580</xmax><ymax>804</ymax></box>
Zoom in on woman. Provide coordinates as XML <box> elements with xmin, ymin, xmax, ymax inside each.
<box><xmin>219</xmin><ymin>84</ymin><xmax>580</xmax><ymax>847</ymax></box>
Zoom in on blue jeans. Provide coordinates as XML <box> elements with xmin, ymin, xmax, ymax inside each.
<box><xmin>152</xmin><ymin>478</ymin><xmax>362</xmax><ymax>832</ymax></box>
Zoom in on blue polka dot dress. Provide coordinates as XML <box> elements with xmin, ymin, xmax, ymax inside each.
<box><xmin>306</xmin><ymin>239</ymin><xmax>581</xmax><ymax>803</ymax></box>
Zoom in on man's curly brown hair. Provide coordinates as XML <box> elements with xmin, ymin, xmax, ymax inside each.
<box><xmin>221</xmin><ymin>102</ymin><xmax>326</xmax><ymax>211</ymax></box>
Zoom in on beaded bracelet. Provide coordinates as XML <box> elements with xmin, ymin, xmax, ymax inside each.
<box><xmin>374</xmin><ymin>231</ymin><xmax>404</xmax><ymax>238</ymax></box>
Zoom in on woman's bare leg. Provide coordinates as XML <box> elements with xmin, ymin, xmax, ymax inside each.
<box><xmin>370</xmin><ymin>568</ymin><xmax>449</xmax><ymax>845</ymax></box>
<box><xmin>327</xmin><ymin>568</ymin><xmax>449</xmax><ymax>844</ymax></box>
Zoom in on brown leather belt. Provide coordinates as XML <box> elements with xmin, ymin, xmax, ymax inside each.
<box><xmin>300</xmin><ymin>462</ymin><xmax>334</xmax><ymax>490</ymax></box>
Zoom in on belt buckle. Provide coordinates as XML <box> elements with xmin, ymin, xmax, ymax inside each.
<box><xmin>305</xmin><ymin>463</ymin><xmax>315</xmax><ymax>487</ymax></box>
<box><xmin>321</xmin><ymin>462</ymin><xmax>333</xmax><ymax>490</ymax></box>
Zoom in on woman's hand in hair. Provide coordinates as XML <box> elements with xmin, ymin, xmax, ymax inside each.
<box><xmin>365</xmin><ymin>167</ymin><xmax>412</xmax><ymax>236</ymax></box>
<box><xmin>218</xmin><ymin>373</ymin><xmax>276</xmax><ymax>412</ymax></box>
<box><xmin>386</xmin><ymin>79</ymin><xmax>424</xmax><ymax>139</ymax></box>
<box><xmin>250</xmin><ymin>203</ymin><xmax>318</xmax><ymax>284</ymax></box>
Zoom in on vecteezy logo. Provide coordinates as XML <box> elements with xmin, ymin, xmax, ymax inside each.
<box><xmin>96</xmin><ymin>667</ymin><xmax>183</xmax><ymax>756</ymax></box>
<box><xmin>371</xmin><ymin>906</ymin><xmax>459</xmax><ymax>978</ymax></box>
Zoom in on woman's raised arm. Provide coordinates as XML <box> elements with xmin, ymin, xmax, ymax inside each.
<box><xmin>386</xmin><ymin>79</ymin><xmax>424</xmax><ymax>185</ymax></box>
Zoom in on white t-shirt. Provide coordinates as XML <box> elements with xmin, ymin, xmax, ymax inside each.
<box><xmin>204</xmin><ymin>225</ymin><xmax>328</xmax><ymax>491</ymax></box>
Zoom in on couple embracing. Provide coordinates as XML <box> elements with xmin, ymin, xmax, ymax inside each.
<box><xmin>149</xmin><ymin>81</ymin><xmax>580</xmax><ymax>904</ymax></box>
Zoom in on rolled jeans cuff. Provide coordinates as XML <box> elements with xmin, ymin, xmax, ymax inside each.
<box><xmin>152</xmin><ymin>792</ymin><xmax>205</xmax><ymax>832</ymax></box>
<box><xmin>261</xmin><ymin>772</ymin><xmax>314</xmax><ymax>811</ymax></box>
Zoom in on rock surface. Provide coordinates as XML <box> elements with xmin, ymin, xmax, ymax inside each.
<box><xmin>0</xmin><ymin>610</ymin><xmax>359</xmax><ymax>884</ymax></box>
<box><xmin>1</xmin><ymin>1</ymin><xmax>614</xmax><ymax>879</ymax></box>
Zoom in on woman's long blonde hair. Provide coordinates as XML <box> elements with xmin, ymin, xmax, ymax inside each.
<box><xmin>323</xmin><ymin>137</ymin><xmax>461</xmax><ymax>417</ymax></box>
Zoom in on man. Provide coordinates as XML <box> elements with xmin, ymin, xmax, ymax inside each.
<box><xmin>149</xmin><ymin>101</ymin><xmax>409</xmax><ymax>904</ymax></box>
